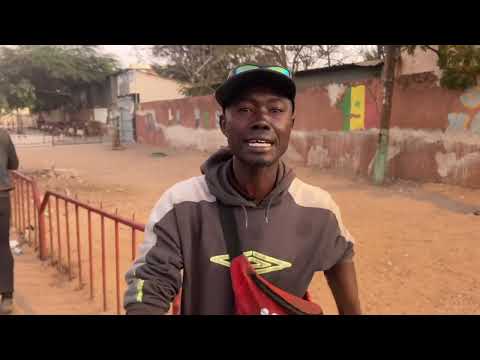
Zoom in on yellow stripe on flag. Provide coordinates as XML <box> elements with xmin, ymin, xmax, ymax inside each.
<box><xmin>350</xmin><ymin>85</ymin><xmax>365</xmax><ymax>130</ymax></box>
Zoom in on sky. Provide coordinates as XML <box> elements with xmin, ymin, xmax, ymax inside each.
<box><xmin>1</xmin><ymin>45</ymin><xmax>370</xmax><ymax>69</ymax></box>
<box><xmin>101</xmin><ymin>45</ymin><xmax>152</xmax><ymax>67</ymax></box>
<box><xmin>101</xmin><ymin>45</ymin><xmax>370</xmax><ymax>69</ymax></box>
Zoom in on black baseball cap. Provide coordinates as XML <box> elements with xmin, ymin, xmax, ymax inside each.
<box><xmin>215</xmin><ymin>64</ymin><xmax>296</xmax><ymax>110</ymax></box>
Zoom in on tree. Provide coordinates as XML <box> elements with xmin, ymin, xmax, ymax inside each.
<box><xmin>360</xmin><ymin>46</ymin><xmax>384</xmax><ymax>61</ymax></box>
<box><xmin>368</xmin><ymin>45</ymin><xmax>480</xmax><ymax>185</ymax></box>
<box><xmin>151</xmin><ymin>45</ymin><xmax>261</xmax><ymax>96</ymax></box>
<box><xmin>253</xmin><ymin>45</ymin><xmax>308</xmax><ymax>72</ymax></box>
<box><xmin>318</xmin><ymin>45</ymin><xmax>345</xmax><ymax>67</ymax></box>
<box><xmin>252</xmin><ymin>45</ymin><xmax>346</xmax><ymax>72</ymax></box>
<box><xmin>0</xmin><ymin>45</ymin><xmax>119</xmax><ymax>112</ymax></box>
<box><xmin>150</xmin><ymin>45</ymin><xmax>348</xmax><ymax>96</ymax></box>
<box><xmin>404</xmin><ymin>45</ymin><xmax>480</xmax><ymax>90</ymax></box>
<box><xmin>372</xmin><ymin>45</ymin><xmax>401</xmax><ymax>185</ymax></box>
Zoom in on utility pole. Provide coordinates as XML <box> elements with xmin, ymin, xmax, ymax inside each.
<box><xmin>373</xmin><ymin>45</ymin><xmax>400</xmax><ymax>185</ymax></box>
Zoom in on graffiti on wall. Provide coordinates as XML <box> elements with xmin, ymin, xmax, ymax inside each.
<box><xmin>326</xmin><ymin>83</ymin><xmax>347</xmax><ymax>107</ymax></box>
<box><xmin>175</xmin><ymin>109</ymin><xmax>181</xmax><ymax>124</ymax></box>
<box><xmin>194</xmin><ymin>108</ymin><xmax>219</xmax><ymax>129</ymax></box>
<box><xmin>340</xmin><ymin>85</ymin><xmax>366</xmax><ymax>131</ymax></box>
<box><xmin>194</xmin><ymin>108</ymin><xmax>201</xmax><ymax>128</ymax></box>
<box><xmin>203</xmin><ymin>112</ymin><xmax>210</xmax><ymax>128</ymax></box>
<box><xmin>145</xmin><ymin>111</ymin><xmax>162</xmax><ymax>132</ymax></box>
<box><xmin>336</xmin><ymin>85</ymin><xmax>380</xmax><ymax>131</ymax></box>
<box><xmin>447</xmin><ymin>86</ymin><xmax>480</xmax><ymax>135</ymax></box>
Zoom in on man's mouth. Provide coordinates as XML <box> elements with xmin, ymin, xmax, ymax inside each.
<box><xmin>245</xmin><ymin>139</ymin><xmax>274</xmax><ymax>148</ymax></box>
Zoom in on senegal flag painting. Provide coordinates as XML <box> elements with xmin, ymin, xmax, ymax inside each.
<box><xmin>341</xmin><ymin>85</ymin><xmax>366</xmax><ymax>131</ymax></box>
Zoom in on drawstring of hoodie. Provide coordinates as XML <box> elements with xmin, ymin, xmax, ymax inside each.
<box><xmin>240</xmin><ymin>195</ymin><xmax>276</xmax><ymax>228</ymax></box>
<box><xmin>264</xmin><ymin>195</ymin><xmax>276</xmax><ymax>224</ymax></box>
<box><xmin>241</xmin><ymin>205</ymin><xmax>249</xmax><ymax>229</ymax></box>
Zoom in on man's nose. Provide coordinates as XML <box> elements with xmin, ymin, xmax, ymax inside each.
<box><xmin>251</xmin><ymin>120</ymin><xmax>272</xmax><ymax>131</ymax></box>
<box><xmin>251</xmin><ymin>108</ymin><xmax>272</xmax><ymax>130</ymax></box>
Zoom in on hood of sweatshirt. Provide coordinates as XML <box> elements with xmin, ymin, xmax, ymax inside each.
<box><xmin>200</xmin><ymin>147</ymin><xmax>295</xmax><ymax>226</ymax></box>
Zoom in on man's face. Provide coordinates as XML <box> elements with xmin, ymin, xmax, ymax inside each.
<box><xmin>220</xmin><ymin>87</ymin><xmax>295</xmax><ymax>168</ymax></box>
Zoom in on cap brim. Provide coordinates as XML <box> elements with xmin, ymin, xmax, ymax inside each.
<box><xmin>215</xmin><ymin>69</ymin><xmax>296</xmax><ymax>108</ymax></box>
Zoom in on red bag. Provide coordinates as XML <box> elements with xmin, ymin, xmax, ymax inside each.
<box><xmin>220</xmin><ymin>203</ymin><xmax>322</xmax><ymax>315</ymax></box>
<box><xmin>172</xmin><ymin>203</ymin><xmax>323</xmax><ymax>315</ymax></box>
<box><xmin>230</xmin><ymin>255</ymin><xmax>323</xmax><ymax>315</ymax></box>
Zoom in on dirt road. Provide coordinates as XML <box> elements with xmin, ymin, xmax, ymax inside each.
<box><xmin>11</xmin><ymin>142</ymin><xmax>480</xmax><ymax>315</ymax></box>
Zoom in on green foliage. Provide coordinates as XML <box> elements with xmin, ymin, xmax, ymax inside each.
<box><xmin>403</xmin><ymin>45</ymin><xmax>480</xmax><ymax>90</ymax></box>
<box><xmin>360</xmin><ymin>46</ymin><xmax>382</xmax><ymax>61</ymax></box>
<box><xmin>151</xmin><ymin>45</ymin><xmax>261</xmax><ymax>96</ymax></box>
<box><xmin>0</xmin><ymin>45</ymin><xmax>119</xmax><ymax>111</ymax></box>
<box><xmin>150</xmin><ymin>45</ymin><xmax>345</xmax><ymax>96</ymax></box>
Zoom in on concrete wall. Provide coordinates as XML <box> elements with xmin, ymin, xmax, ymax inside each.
<box><xmin>133</xmin><ymin>71</ymin><xmax>184</xmax><ymax>103</ymax></box>
<box><xmin>136</xmin><ymin>95</ymin><xmax>222</xmax><ymax>151</ymax></box>
<box><xmin>135</xmin><ymin>75</ymin><xmax>480</xmax><ymax>189</ymax></box>
<box><xmin>115</xmin><ymin>69</ymin><xmax>184</xmax><ymax>103</ymax></box>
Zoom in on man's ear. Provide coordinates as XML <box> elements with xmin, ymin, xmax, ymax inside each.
<box><xmin>219</xmin><ymin>113</ymin><xmax>228</xmax><ymax>137</ymax></box>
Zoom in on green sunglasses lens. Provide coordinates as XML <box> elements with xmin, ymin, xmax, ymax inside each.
<box><xmin>267</xmin><ymin>66</ymin><xmax>291</xmax><ymax>77</ymax></box>
<box><xmin>234</xmin><ymin>65</ymin><xmax>259</xmax><ymax>75</ymax></box>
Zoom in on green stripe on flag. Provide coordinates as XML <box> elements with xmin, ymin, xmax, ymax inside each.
<box><xmin>341</xmin><ymin>87</ymin><xmax>351</xmax><ymax>131</ymax></box>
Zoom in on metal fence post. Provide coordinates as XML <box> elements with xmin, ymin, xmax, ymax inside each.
<box><xmin>31</xmin><ymin>180</ymin><xmax>48</xmax><ymax>260</ymax></box>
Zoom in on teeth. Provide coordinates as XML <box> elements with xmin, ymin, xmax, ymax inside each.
<box><xmin>248</xmin><ymin>143</ymin><xmax>271</xmax><ymax>148</ymax></box>
<box><xmin>248</xmin><ymin>140</ymin><xmax>270</xmax><ymax>144</ymax></box>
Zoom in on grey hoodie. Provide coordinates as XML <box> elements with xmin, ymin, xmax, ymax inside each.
<box><xmin>124</xmin><ymin>148</ymin><xmax>355</xmax><ymax>315</ymax></box>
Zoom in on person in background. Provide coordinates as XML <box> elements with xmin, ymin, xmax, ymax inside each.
<box><xmin>0</xmin><ymin>128</ymin><xmax>19</xmax><ymax>315</ymax></box>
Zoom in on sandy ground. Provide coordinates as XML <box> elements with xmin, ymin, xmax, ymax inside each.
<box><xmin>8</xmin><ymin>141</ymin><xmax>480</xmax><ymax>315</ymax></box>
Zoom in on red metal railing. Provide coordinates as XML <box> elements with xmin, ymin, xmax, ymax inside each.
<box><xmin>10</xmin><ymin>171</ymin><xmax>47</xmax><ymax>259</ymax></box>
<box><xmin>10</xmin><ymin>170</ymin><xmax>181</xmax><ymax>315</ymax></box>
<box><xmin>10</xmin><ymin>171</ymin><xmax>146</xmax><ymax>315</ymax></box>
<box><xmin>38</xmin><ymin>191</ymin><xmax>145</xmax><ymax>314</ymax></box>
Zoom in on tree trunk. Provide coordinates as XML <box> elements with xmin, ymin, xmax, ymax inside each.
<box><xmin>377</xmin><ymin>45</ymin><xmax>385</xmax><ymax>59</ymax></box>
<box><xmin>372</xmin><ymin>45</ymin><xmax>400</xmax><ymax>185</ymax></box>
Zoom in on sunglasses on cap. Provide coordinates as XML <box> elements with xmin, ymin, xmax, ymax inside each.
<box><xmin>228</xmin><ymin>64</ymin><xmax>293</xmax><ymax>79</ymax></box>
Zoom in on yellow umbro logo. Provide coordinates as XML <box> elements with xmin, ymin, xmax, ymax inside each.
<box><xmin>210</xmin><ymin>250</ymin><xmax>292</xmax><ymax>274</ymax></box>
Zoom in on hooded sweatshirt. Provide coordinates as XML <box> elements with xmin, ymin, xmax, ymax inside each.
<box><xmin>124</xmin><ymin>148</ymin><xmax>355</xmax><ymax>315</ymax></box>
<box><xmin>0</xmin><ymin>129</ymin><xmax>19</xmax><ymax>195</ymax></box>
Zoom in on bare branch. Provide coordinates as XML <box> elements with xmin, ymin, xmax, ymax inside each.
<box><xmin>424</xmin><ymin>45</ymin><xmax>440</xmax><ymax>56</ymax></box>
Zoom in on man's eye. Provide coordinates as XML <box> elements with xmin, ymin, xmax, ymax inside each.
<box><xmin>271</xmin><ymin>108</ymin><xmax>284</xmax><ymax>113</ymax></box>
<box><xmin>239</xmin><ymin>107</ymin><xmax>252</xmax><ymax>113</ymax></box>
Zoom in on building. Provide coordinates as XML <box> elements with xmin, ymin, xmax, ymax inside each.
<box><xmin>294</xmin><ymin>60</ymin><xmax>384</xmax><ymax>92</ymax></box>
<box><xmin>41</xmin><ymin>65</ymin><xmax>184</xmax><ymax>142</ymax></box>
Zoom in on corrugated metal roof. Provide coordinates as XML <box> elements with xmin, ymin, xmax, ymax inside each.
<box><xmin>295</xmin><ymin>59</ymin><xmax>383</xmax><ymax>77</ymax></box>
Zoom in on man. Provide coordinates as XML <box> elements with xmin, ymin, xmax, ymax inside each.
<box><xmin>124</xmin><ymin>64</ymin><xmax>361</xmax><ymax>315</ymax></box>
<box><xmin>0</xmin><ymin>128</ymin><xmax>19</xmax><ymax>314</ymax></box>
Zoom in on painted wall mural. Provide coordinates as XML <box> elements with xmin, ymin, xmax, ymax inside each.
<box><xmin>447</xmin><ymin>86</ymin><xmax>480</xmax><ymax>135</ymax></box>
<box><xmin>336</xmin><ymin>84</ymin><xmax>379</xmax><ymax>131</ymax></box>
<box><xmin>203</xmin><ymin>111</ymin><xmax>210</xmax><ymax>128</ymax></box>
<box><xmin>194</xmin><ymin>108</ymin><xmax>201</xmax><ymax>128</ymax></box>
<box><xmin>340</xmin><ymin>85</ymin><xmax>366</xmax><ymax>131</ymax></box>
